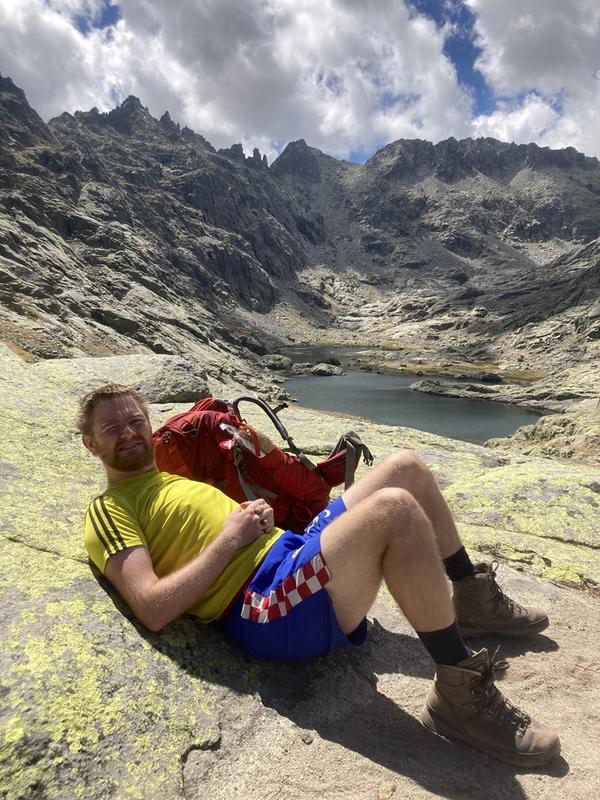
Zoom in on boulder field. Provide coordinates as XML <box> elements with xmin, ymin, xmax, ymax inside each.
<box><xmin>1</xmin><ymin>345</ymin><xmax>599</xmax><ymax>799</ymax></box>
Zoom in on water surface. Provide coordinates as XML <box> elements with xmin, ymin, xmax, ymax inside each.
<box><xmin>284</xmin><ymin>370</ymin><xmax>541</xmax><ymax>444</ymax></box>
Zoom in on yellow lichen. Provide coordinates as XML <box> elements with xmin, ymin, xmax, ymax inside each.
<box><xmin>3</xmin><ymin>717</ymin><xmax>26</xmax><ymax>746</ymax></box>
<box><xmin>2</xmin><ymin>344</ymin><xmax>599</xmax><ymax>797</ymax></box>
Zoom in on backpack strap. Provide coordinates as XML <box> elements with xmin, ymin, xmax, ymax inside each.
<box><xmin>328</xmin><ymin>431</ymin><xmax>374</xmax><ymax>488</ymax></box>
<box><xmin>344</xmin><ymin>437</ymin><xmax>358</xmax><ymax>490</ymax></box>
<box><xmin>232</xmin><ymin>448</ymin><xmax>278</xmax><ymax>502</ymax></box>
<box><xmin>230</xmin><ymin>396</ymin><xmax>317</xmax><ymax>471</ymax></box>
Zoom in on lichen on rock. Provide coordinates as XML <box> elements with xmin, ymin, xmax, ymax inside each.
<box><xmin>1</xmin><ymin>345</ymin><xmax>600</xmax><ymax>797</ymax></box>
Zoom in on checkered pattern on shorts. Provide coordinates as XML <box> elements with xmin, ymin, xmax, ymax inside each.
<box><xmin>241</xmin><ymin>552</ymin><xmax>331</xmax><ymax>624</ymax></box>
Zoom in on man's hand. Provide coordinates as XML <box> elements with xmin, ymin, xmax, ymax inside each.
<box><xmin>242</xmin><ymin>499</ymin><xmax>274</xmax><ymax>532</ymax></box>
<box><xmin>221</xmin><ymin>499</ymin><xmax>274</xmax><ymax>549</ymax></box>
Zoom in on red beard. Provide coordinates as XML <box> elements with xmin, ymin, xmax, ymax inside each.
<box><xmin>99</xmin><ymin>438</ymin><xmax>154</xmax><ymax>473</ymax></box>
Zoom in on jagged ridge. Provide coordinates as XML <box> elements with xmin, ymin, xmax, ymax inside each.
<box><xmin>0</xmin><ymin>73</ymin><xmax>598</xmax><ymax>400</ymax></box>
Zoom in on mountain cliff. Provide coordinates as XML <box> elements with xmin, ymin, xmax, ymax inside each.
<box><xmin>1</xmin><ymin>74</ymin><xmax>598</xmax><ymax>405</ymax></box>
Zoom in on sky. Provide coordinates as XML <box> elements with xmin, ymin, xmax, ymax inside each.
<box><xmin>1</xmin><ymin>0</ymin><xmax>600</xmax><ymax>163</ymax></box>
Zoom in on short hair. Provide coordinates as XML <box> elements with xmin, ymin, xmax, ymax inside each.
<box><xmin>76</xmin><ymin>384</ymin><xmax>149</xmax><ymax>436</ymax></box>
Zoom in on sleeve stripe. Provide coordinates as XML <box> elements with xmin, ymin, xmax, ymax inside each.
<box><xmin>91</xmin><ymin>498</ymin><xmax>119</xmax><ymax>553</ymax></box>
<box><xmin>88</xmin><ymin>506</ymin><xmax>116</xmax><ymax>556</ymax></box>
<box><xmin>91</xmin><ymin>497</ymin><xmax>126</xmax><ymax>553</ymax></box>
<box><xmin>99</xmin><ymin>497</ymin><xmax>128</xmax><ymax>549</ymax></box>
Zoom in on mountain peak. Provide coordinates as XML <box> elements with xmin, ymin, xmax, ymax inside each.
<box><xmin>271</xmin><ymin>139</ymin><xmax>321</xmax><ymax>182</ymax></box>
<box><xmin>119</xmin><ymin>95</ymin><xmax>145</xmax><ymax>113</ymax></box>
<box><xmin>0</xmin><ymin>72</ymin><xmax>53</xmax><ymax>146</ymax></box>
<box><xmin>159</xmin><ymin>110</ymin><xmax>180</xmax><ymax>136</ymax></box>
<box><xmin>107</xmin><ymin>95</ymin><xmax>155</xmax><ymax>134</ymax></box>
<box><xmin>366</xmin><ymin>135</ymin><xmax>598</xmax><ymax>184</ymax></box>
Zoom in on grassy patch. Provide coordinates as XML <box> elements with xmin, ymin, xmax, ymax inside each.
<box><xmin>501</xmin><ymin>368</ymin><xmax>548</xmax><ymax>381</ymax></box>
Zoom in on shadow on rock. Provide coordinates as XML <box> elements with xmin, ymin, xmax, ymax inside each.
<box><xmin>162</xmin><ymin>623</ymin><xmax>564</xmax><ymax>797</ymax></box>
<box><xmin>464</xmin><ymin>633</ymin><xmax>560</xmax><ymax>659</ymax></box>
<box><xmin>253</xmin><ymin>632</ymin><xmax>568</xmax><ymax>799</ymax></box>
<box><xmin>97</xmin><ymin>573</ymin><xmax>567</xmax><ymax>797</ymax></box>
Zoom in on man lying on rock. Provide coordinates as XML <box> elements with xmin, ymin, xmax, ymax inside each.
<box><xmin>79</xmin><ymin>384</ymin><xmax>560</xmax><ymax>768</ymax></box>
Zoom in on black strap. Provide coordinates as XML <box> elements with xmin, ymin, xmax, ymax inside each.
<box><xmin>230</xmin><ymin>396</ymin><xmax>317</xmax><ymax>470</ymax></box>
<box><xmin>344</xmin><ymin>438</ymin><xmax>358</xmax><ymax>489</ymax></box>
<box><xmin>328</xmin><ymin>430</ymin><xmax>374</xmax><ymax>488</ymax></box>
<box><xmin>230</xmin><ymin>398</ymin><xmax>374</xmax><ymax>487</ymax></box>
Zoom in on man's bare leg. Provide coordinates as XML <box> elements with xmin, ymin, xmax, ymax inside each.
<box><xmin>319</xmin><ymin>487</ymin><xmax>560</xmax><ymax>767</ymax></box>
<box><xmin>343</xmin><ymin>450</ymin><xmax>549</xmax><ymax>636</ymax></box>
<box><xmin>341</xmin><ymin>450</ymin><xmax>549</xmax><ymax>636</ymax></box>
<box><xmin>342</xmin><ymin>450</ymin><xmax>462</xmax><ymax>560</ymax></box>
<box><xmin>321</xmin><ymin>486</ymin><xmax>455</xmax><ymax>635</ymax></box>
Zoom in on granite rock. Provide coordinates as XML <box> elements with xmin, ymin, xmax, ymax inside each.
<box><xmin>311</xmin><ymin>362</ymin><xmax>345</xmax><ymax>376</ymax></box>
<box><xmin>1</xmin><ymin>346</ymin><xmax>599</xmax><ymax>799</ymax></box>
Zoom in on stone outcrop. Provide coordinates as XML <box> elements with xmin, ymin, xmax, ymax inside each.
<box><xmin>29</xmin><ymin>353</ymin><xmax>211</xmax><ymax>404</ymax></box>
<box><xmin>487</xmin><ymin>399</ymin><xmax>600</xmax><ymax>465</ymax></box>
<box><xmin>311</xmin><ymin>362</ymin><xmax>344</xmax><ymax>376</ymax></box>
<box><xmin>410</xmin><ymin>366</ymin><xmax>599</xmax><ymax>414</ymax></box>
<box><xmin>1</xmin><ymin>345</ymin><xmax>600</xmax><ymax>798</ymax></box>
<box><xmin>0</xmin><ymin>74</ymin><xmax>53</xmax><ymax>148</ymax></box>
<box><xmin>260</xmin><ymin>354</ymin><xmax>293</xmax><ymax>371</ymax></box>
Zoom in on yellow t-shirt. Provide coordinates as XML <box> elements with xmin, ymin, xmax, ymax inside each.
<box><xmin>84</xmin><ymin>470</ymin><xmax>283</xmax><ymax>623</ymax></box>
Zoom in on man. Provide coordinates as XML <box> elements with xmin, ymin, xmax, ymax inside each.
<box><xmin>80</xmin><ymin>384</ymin><xmax>560</xmax><ymax>767</ymax></box>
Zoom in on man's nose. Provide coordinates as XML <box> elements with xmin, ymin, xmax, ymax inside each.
<box><xmin>119</xmin><ymin>423</ymin><xmax>137</xmax><ymax>437</ymax></box>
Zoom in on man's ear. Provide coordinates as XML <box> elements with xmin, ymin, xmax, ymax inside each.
<box><xmin>82</xmin><ymin>434</ymin><xmax>97</xmax><ymax>456</ymax></box>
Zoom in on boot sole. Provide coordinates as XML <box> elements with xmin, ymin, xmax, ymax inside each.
<box><xmin>459</xmin><ymin>615</ymin><xmax>550</xmax><ymax>639</ymax></box>
<box><xmin>420</xmin><ymin>704</ymin><xmax>560</xmax><ymax>767</ymax></box>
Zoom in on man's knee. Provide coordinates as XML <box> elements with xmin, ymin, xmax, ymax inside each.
<box><xmin>384</xmin><ymin>449</ymin><xmax>432</xmax><ymax>486</ymax></box>
<box><xmin>372</xmin><ymin>485</ymin><xmax>417</xmax><ymax>507</ymax></box>
<box><xmin>367</xmin><ymin>487</ymin><xmax>429</xmax><ymax>537</ymax></box>
<box><xmin>369</xmin><ymin>488</ymin><xmax>438</xmax><ymax>566</ymax></box>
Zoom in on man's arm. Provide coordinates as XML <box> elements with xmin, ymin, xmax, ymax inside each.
<box><xmin>104</xmin><ymin>499</ymin><xmax>273</xmax><ymax>632</ymax></box>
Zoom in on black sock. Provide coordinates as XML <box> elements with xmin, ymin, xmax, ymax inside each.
<box><xmin>443</xmin><ymin>546</ymin><xmax>477</xmax><ymax>582</ymax></box>
<box><xmin>417</xmin><ymin>622</ymin><xmax>471</xmax><ymax>666</ymax></box>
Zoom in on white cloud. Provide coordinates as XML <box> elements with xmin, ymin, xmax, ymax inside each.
<box><xmin>472</xmin><ymin>94</ymin><xmax>559</xmax><ymax>143</ymax></box>
<box><xmin>464</xmin><ymin>0</ymin><xmax>600</xmax><ymax>155</ymax></box>
<box><xmin>466</xmin><ymin>0</ymin><xmax>600</xmax><ymax>96</ymax></box>
<box><xmin>0</xmin><ymin>0</ymin><xmax>474</xmax><ymax>159</ymax></box>
<box><xmin>2</xmin><ymin>0</ymin><xmax>600</xmax><ymax>160</ymax></box>
<box><xmin>0</xmin><ymin>1</ymin><xmax>118</xmax><ymax>118</ymax></box>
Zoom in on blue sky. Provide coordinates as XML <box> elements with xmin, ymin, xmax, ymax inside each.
<box><xmin>97</xmin><ymin>1</ymin><xmax>120</xmax><ymax>28</ymax></box>
<box><xmin>2</xmin><ymin>0</ymin><xmax>600</xmax><ymax>161</ymax></box>
<box><xmin>73</xmin><ymin>1</ymin><xmax>120</xmax><ymax>34</ymax></box>
<box><xmin>408</xmin><ymin>0</ymin><xmax>496</xmax><ymax>115</ymax></box>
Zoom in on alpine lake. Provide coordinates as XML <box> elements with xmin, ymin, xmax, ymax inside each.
<box><xmin>280</xmin><ymin>346</ymin><xmax>543</xmax><ymax>445</ymax></box>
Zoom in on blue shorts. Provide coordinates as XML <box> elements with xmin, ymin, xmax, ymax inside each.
<box><xmin>223</xmin><ymin>496</ymin><xmax>368</xmax><ymax>661</ymax></box>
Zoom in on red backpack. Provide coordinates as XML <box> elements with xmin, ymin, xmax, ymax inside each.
<box><xmin>152</xmin><ymin>396</ymin><xmax>373</xmax><ymax>532</ymax></box>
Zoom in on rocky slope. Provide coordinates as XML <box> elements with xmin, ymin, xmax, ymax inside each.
<box><xmin>0</xmin><ymin>74</ymin><xmax>302</xmax><ymax>392</ymax></box>
<box><xmin>486</xmin><ymin>398</ymin><xmax>600</xmax><ymax>465</ymax></box>
<box><xmin>2</xmin><ymin>74</ymin><xmax>600</xmax><ymax>800</ymax></box>
<box><xmin>1</xmin><ymin>344</ymin><xmax>599</xmax><ymax>799</ymax></box>
<box><xmin>265</xmin><ymin>139</ymin><xmax>600</xmax><ymax>408</ymax></box>
<box><xmin>1</xmin><ymin>74</ymin><xmax>598</xmax><ymax>416</ymax></box>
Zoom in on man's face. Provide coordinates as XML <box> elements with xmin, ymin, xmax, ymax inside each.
<box><xmin>84</xmin><ymin>395</ymin><xmax>154</xmax><ymax>477</ymax></box>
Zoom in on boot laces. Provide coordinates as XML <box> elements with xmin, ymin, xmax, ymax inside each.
<box><xmin>469</xmin><ymin>647</ymin><xmax>531</xmax><ymax>736</ymax></box>
<box><xmin>487</xmin><ymin>561</ymin><xmax>524</xmax><ymax>613</ymax></box>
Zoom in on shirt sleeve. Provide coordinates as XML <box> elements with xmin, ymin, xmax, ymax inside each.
<box><xmin>84</xmin><ymin>494</ymin><xmax>148</xmax><ymax>573</ymax></box>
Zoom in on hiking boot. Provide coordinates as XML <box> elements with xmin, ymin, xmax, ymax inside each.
<box><xmin>453</xmin><ymin>561</ymin><xmax>549</xmax><ymax>637</ymax></box>
<box><xmin>421</xmin><ymin>649</ymin><xmax>560</xmax><ymax>767</ymax></box>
